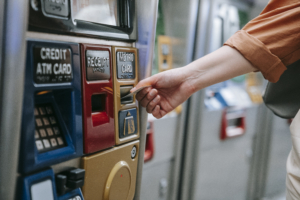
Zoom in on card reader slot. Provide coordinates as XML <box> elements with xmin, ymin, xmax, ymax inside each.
<box><xmin>120</xmin><ymin>86</ymin><xmax>133</xmax><ymax>104</ymax></box>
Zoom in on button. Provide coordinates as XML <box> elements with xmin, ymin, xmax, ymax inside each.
<box><xmin>39</xmin><ymin>129</ymin><xmax>47</xmax><ymax>137</ymax></box>
<box><xmin>116</xmin><ymin>52</ymin><xmax>135</xmax><ymax>79</ymax></box>
<box><xmin>131</xmin><ymin>146</ymin><xmax>137</xmax><ymax>159</ymax></box>
<box><xmin>56</xmin><ymin>168</ymin><xmax>85</xmax><ymax>196</ymax></box>
<box><xmin>46</xmin><ymin>106</ymin><xmax>53</xmax><ymax>114</ymax></box>
<box><xmin>67</xmin><ymin>168</ymin><xmax>85</xmax><ymax>180</ymax></box>
<box><xmin>55</xmin><ymin>174</ymin><xmax>67</xmax><ymax>196</ymax></box>
<box><xmin>118</xmin><ymin>108</ymin><xmax>138</xmax><ymax>138</ymax></box>
<box><xmin>43</xmin><ymin>117</ymin><xmax>50</xmax><ymax>125</ymax></box>
<box><xmin>35</xmin><ymin>140</ymin><xmax>44</xmax><ymax>151</ymax></box>
<box><xmin>46</xmin><ymin>128</ymin><xmax>54</xmax><ymax>136</ymax></box>
<box><xmin>36</xmin><ymin>118</ymin><xmax>43</xmax><ymax>127</ymax></box>
<box><xmin>66</xmin><ymin>179</ymin><xmax>84</xmax><ymax>189</ymax></box>
<box><xmin>43</xmin><ymin>139</ymin><xmax>51</xmax><ymax>148</ymax></box>
<box><xmin>85</xmin><ymin>50</ymin><xmax>110</xmax><ymax>81</ymax></box>
<box><xmin>53</xmin><ymin>127</ymin><xmax>60</xmax><ymax>135</ymax></box>
<box><xmin>35</xmin><ymin>130</ymin><xmax>40</xmax><ymax>139</ymax></box>
<box><xmin>43</xmin><ymin>0</ymin><xmax>69</xmax><ymax>17</ymax></box>
<box><xmin>39</xmin><ymin>107</ymin><xmax>46</xmax><ymax>115</ymax></box>
<box><xmin>120</xmin><ymin>86</ymin><xmax>134</xmax><ymax>104</ymax></box>
<box><xmin>50</xmin><ymin>138</ymin><xmax>58</xmax><ymax>147</ymax></box>
<box><xmin>34</xmin><ymin>107</ymin><xmax>39</xmax><ymax>116</ymax></box>
<box><xmin>57</xmin><ymin>137</ymin><xmax>64</xmax><ymax>145</ymax></box>
<box><xmin>49</xmin><ymin>116</ymin><xmax>57</xmax><ymax>125</ymax></box>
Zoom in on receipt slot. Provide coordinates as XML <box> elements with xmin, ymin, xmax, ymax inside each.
<box><xmin>81</xmin><ymin>44</ymin><xmax>115</xmax><ymax>153</ymax></box>
<box><xmin>20</xmin><ymin>40</ymin><xmax>83</xmax><ymax>174</ymax></box>
<box><xmin>112</xmin><ymin>47</ymin><xmax>139</xmax><ymax>145</ymax></box>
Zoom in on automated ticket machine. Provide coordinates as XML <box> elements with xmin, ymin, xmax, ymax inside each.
<box><xmin>0</xmin><ymin>0</ymin><xmax>158</xmax><ymax>199</ymax></box>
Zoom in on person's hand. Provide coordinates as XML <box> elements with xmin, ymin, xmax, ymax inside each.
<box><xmin>131</xmin><ymin>68</ymin><xmax>195</xmax><ymax>119</ymax></box>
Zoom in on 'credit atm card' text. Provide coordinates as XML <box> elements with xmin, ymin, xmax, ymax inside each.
<box><xmin>34</xmin><ymin>46</ymin><xmax>73</xmax><ymax>84</ymax></box>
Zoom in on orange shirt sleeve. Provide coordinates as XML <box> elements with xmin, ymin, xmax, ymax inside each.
<box><xmin>224</xmin><ymin>0</ymin><xmax>300</xmax><ymax>83</ymax></box>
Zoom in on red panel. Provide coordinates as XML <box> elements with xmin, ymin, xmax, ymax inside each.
<box><xmin>81</xmin><ymin>44</ymin><xmax>115</xmax><ymax>154</ymax></box>
<box><xmin>144</xmin><ymin>121</ymin><xmax>154</xmax><ymax>162</ymax></box>
<box><xmin>220</xmin><ymin>108</ymin><xmax>246</xmax><ymax>140</ymax></box>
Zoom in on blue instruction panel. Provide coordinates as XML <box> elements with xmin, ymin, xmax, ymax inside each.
<box><xmin>20</xmin><ymin>40</ymin><xmax>83</xmax><ymax>174</ymax></box>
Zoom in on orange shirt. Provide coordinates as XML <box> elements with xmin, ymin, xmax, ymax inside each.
<box><xmin>224</xmin><ymin>0</ymin><xmax>300</xmax><ymax>83</ymax></box>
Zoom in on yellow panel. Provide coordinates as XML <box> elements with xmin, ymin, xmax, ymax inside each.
<box><xmin>112</xmin><ymin>47</ymin><xmax>140</xmax><ymax>145</ymax></box>
<box><xmin>82</xmin><ymin>140</ymin><xmax>139</xmax><ymax>200</ymax></box>
<box><xmin>158</xmin><ymin>35</ymin><xmax>172</xmax><ymax>72</ymax></box>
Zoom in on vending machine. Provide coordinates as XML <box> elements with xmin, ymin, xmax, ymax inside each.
<box><xmin>0</xmin><ymin>0</ymin><xmax>158</xmax><ymax>199</ymax></box>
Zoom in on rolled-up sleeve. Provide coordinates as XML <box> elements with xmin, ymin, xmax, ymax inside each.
<box><xmin>224</xmin><ymin>0</ymin><xmax>300</xmax><ymax>83</ymax></box>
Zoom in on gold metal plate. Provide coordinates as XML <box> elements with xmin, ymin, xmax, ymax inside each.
<box><xmin>82</xmin><ymin>140</ymin><xmax>139</xmax><ymax>200</ymax></box>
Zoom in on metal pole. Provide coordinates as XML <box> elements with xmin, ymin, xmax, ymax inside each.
<box><xmin>0</xmin><ymin>0</ymin><xmax>29</xmax><ymax>199</ymax></box>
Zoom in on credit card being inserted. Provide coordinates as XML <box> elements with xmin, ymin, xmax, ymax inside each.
<box><xmin>121</xmin><ymin>85</ymin><xmax>152</xmax><ymax>99</ymax></box>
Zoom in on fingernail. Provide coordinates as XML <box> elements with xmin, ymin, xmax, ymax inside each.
<box><xmin>130</xmin><ymin>87</ymin><xmax>136</xmax><ymax>92</ymax></box>
<box><xmin>153</xmin><ymin>95</ymin><xmax>160</xmax><ymax>103</ymax></box>
<box><xmin>150</xmin><ymin>90</ymin><xmax>156</xmax><ymax>96</ymax></box>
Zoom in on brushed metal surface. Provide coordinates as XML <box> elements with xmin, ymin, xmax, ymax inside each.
<box><xmin>134</xmin><ymin>0</ymin><xmax>159</xmax><ymax>199</ymax></box>
<box><xmin>179</xmin><ymin>1</ymin><xmax>254</xmax><ymax>200</ymax></box>
<box><xmin>140</xmin><ymin>161</ymin><xmax>174</xmax><ymax>200</ymax></box>
<box><xmin>192</xmin><ymin>106</ymin><xmax>258</xmax><ymax>200</ymax></box>
<box><xmin>26</xmin><ymin>31</ymin><xmax>132</xmax><ymax>47</ymax></box>
<box><xmin>143</xmin><ymin>115</ymin><xmax>178</xmax><ymax>169</ymax></box>
<box><xmin>0</xmin><ymin>0</ymin><xmax>29</xmax><ymax>199</ymax></box>
<box><xmin>162</xmin><ymin>0</ymin><xmax>200</xmax><ymax>68</ymax></box>
<box><xmin>264</xmin><ymin>115</ymin><xmax>291</xmax><ymax>198</ymax></box>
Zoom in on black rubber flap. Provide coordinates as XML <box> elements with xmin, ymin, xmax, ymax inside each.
<box><xmin>263</xmin><ymin>59</ymin><xmax>300</xmax><ymax>119</ymax></box>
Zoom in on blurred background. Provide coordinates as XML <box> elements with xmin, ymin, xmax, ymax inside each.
<box><xmin>140</xmin><ymin>0</ymin><xmax>291</xmax><ymax>199</ymax></box>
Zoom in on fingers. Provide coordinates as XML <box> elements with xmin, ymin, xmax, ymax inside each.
<box><xmin>131</xmin><ymin>76</ymin><xmax>154</xmax><ymax>93</ymax></box>
<box><xmin>146</xmin><ymin>95</ymin><xmax>160</xmax><ymax>113</ymax></box>
<box><xmin>152</xmin><ymin>105</ymin><xmax>167</xmax><ymax>119</ymax></box>
<box><xmin>136</xmin><ymin>87</ymin><xmax>152</xmax><ymax>101</ymax></box>
<box><xmin>152</xmin><ymin>105</ymin><xmax>161</xmax><ymax>118</ymax></box>
<box><xmin>139</xmin><ymin>89</ymin><xmax>158</xmax><ymax>107</ymax></box>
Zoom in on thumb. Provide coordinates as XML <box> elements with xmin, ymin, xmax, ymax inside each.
<box><xmin>131</xmin><ymin>76</ymin><xmax>156</xmax><ymax>93</ymax></box>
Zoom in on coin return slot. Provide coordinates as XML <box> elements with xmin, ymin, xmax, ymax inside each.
<box><xmin>120</xmin><ymin>86</ymin><xmax>134</xmax><ymax>104</ymax></box>
<box><xmin>91</xmin><ymin>94</ymin><xmax>109</xmax><ymax>126</ymax></box>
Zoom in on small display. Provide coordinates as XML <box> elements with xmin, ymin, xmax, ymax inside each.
<box><xmin>34</xmin><ymin>104</ymin><xmax>66</xmax><ymax>153</ymax></box>
<box><xmin>86</xmin><ymin>50</ymin><xmax>110</xmax><ymax>81</ymax></box>
<box><xmin>72</xmin><ymin>0</ymin><xmax>119</xmax><ymax>26</ymax></box>
<box><xmin>33</xmin><ymin>46</ymin><xmax>73</xmax><ymax>84</ymax></box>
<box><xmin>116</xmin><ymin>52</ymin><xmax>135</xmax><ymax>79</ymax></box>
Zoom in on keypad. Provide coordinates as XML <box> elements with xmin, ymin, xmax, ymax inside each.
<box><xmin>68</xmin><ymin>196</ymin><xmax>82</xmax><ymax>200</ymax></box>
<box><xmin>34</xmin><ymin>104</ymin><xmax>66</xmax><ymax>153</ymax></box>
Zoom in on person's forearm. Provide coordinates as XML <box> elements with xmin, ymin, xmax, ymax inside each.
<box><xmin>183</xmin><ymin>46</ymin><xmax>257</xmax><ymax>92</ymax></box>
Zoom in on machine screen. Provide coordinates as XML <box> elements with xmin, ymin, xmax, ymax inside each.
<box><xmin>72</xmin><ymin>0</ymin><xmax>119</xmax><ymax>26</ymax></box>
<box><xmin>34</xmin><ymin>104</ymin><xmax>66</xmax><ymax>153</ymax></box>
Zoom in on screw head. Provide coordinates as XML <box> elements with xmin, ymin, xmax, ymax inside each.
<box><xmin>131</xmin><ymin>146</ymin><xmax>137</xmax><ymax>159</ymax></box>
<box><xmin>31</xmin><ymin>0</ymin><xmax>40</xmax><ymax>11</ymax></box>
